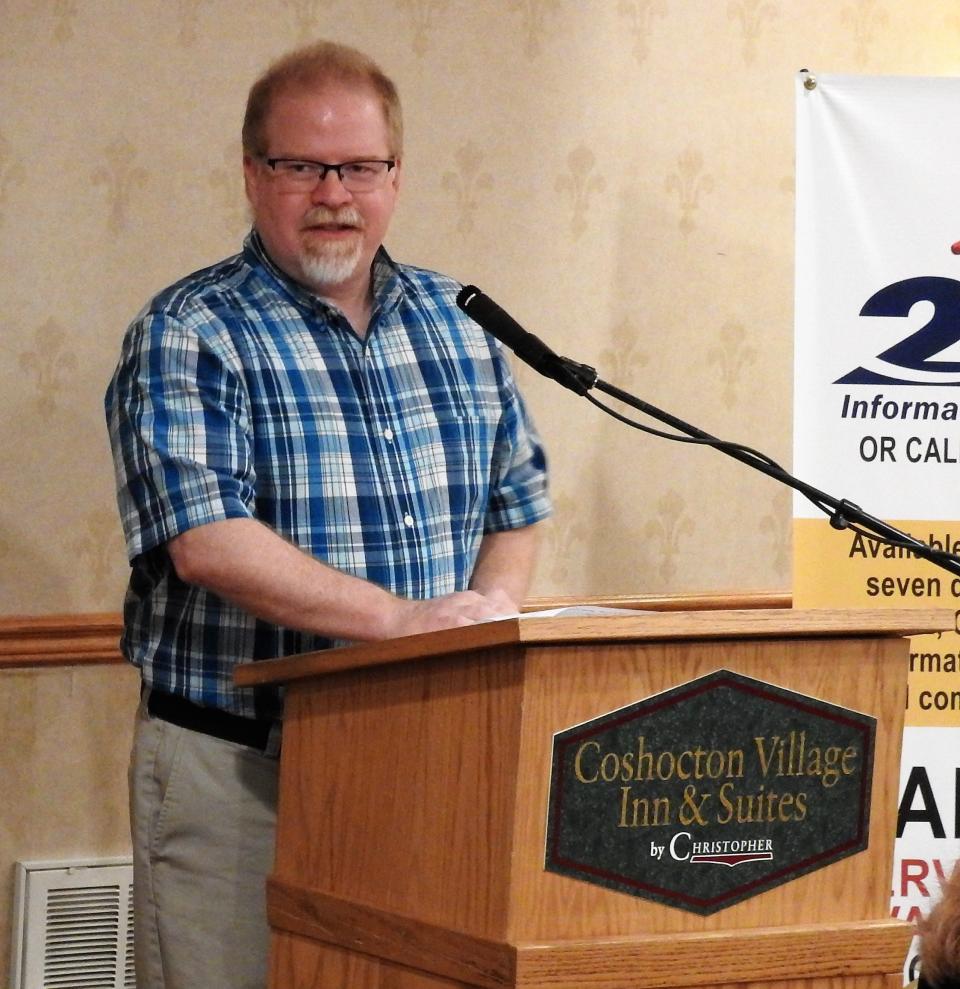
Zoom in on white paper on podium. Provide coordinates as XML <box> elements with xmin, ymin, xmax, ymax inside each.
<box><xmin>484</xmin><ymin>605</ymin><xmax>653</xmax><ymax>621</ymax></box>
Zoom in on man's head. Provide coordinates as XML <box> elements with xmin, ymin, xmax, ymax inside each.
<box><xmin>242</xmin><ymin>42</ymin><xmax>403</xmax><ymax>299</ymax></box>
<box><xmin>242</xmin><ymin>41</ymin><xmax>403</xmax><ymax>160</ymax></box>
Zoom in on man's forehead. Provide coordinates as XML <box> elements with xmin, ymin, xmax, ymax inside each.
<box><xmin>266</xmin><ymin>81</ymin><xmax>383</xmax><ymax>121</ymax></box>
<box><xmin>264</xmin><ymin>84</ymin><xmax>386</xmax><ymax>145</ymax></box>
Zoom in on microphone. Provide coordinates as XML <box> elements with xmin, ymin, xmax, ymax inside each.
<box><xmin>456</xmin><ymin>285</ymin><xmax>560</xmax><ymax>374</ymax></box>
<box><xmin>456</xmin><ymin>285</ymin><xmax>596</xmax><ymax>393</ymax></box>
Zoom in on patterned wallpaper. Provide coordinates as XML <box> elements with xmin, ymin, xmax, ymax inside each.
<box><xmin>2</xmin><ymin>0</ymin><xmax>958</xmax><ymax>614</ymax></box>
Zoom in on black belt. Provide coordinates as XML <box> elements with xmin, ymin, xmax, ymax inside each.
<box><xmin>147</xmin><ymin>689</ymin><xmax>274</xmax><ymax>752</ymax></box>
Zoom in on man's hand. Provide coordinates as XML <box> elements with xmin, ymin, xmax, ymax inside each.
<box><xmin>380</xmin><ymin>588</ymin><xmax>518</xmax><ymax>638</ymax></box>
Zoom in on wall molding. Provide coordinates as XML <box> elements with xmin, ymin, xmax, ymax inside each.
<box><xmin>0</xmin><ymin>593</ymin><xmax>790</xmax><ymax>671</ymax></box>
<box><xmin>0</xmin><ymin>613</ymin><xmax>124</xmax><ymax>669</ymax></box>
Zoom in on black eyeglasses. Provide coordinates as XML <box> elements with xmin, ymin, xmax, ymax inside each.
<box><xmin>260</xmin><ymin>157</ymin><xmax>397</xmax><ymax>192</ymax></box>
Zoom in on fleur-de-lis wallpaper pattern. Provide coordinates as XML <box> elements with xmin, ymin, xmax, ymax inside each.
<box><xmin>2</xmin><ymin>0</ymin><xmax>957</xmax><ymax>621</ymax></box>
<box><xmin>708</xmin><ymin>320</ymin><xmax>757</xmax><ymax>410</ymax></box>
<box><xmin>618</xmin><ymin>0</ymin><xmax>668</xmax><ymax>65</ymax></box>
<box><xmin>17</xmin><ymin>319</ymin><xmax>79</xmax><ymax>421</ymax></box>
<box><xmin>441</xmin><ymin>142</ymin><xmax>495</xmax><ymax>233</ymax></box>
<box><xmin>556</xmin><ymin>144</ymin><xmax>606</xmax><ymax>240</ymax></box>
<box><xmin>665</xmin><ymin>146</ymin><xmax>714</xmax><ymax>236</ymax></box>
<box><xmin>0</xmin><ymin>131</ymin><xmax>24</xmax><ymax>229</ymax></box>
<box><xmin>509</xmin><ymin>0</ymin><xmax>565</xmax><ymax>58</ymax></box>
<box><xmin>729</xmin><ymin>0</ymin><xmax>778</xmax><ymax>64</ymax></box>
<box><xmin>842</xmin><ymin>0</ymin><xmax>890</xmax><ymax>67</ymax></box>
<box><xmin>397</xmin><ymin>0</ymin><xmax>453</xmax><ymax>57</ymax></box>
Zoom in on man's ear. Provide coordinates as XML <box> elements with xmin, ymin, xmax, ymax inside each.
<box><xmin>242</xmin><ymin>154</ymin><xmax>259</xmax><ymax>207</ymax></box>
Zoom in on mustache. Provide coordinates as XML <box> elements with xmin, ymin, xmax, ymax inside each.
<box><xmin>302</xmin><ymin>206</ymin><xmax>364</xmax><ymax>229</ymax></box>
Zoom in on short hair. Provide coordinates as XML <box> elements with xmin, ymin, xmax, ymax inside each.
<box><xmin>920</xmin><ymin>862</ymin><xmax>960</xmax><ymax>987</ymax></box>
<box><xmin>242</xmin><ymin>41</ymin><xmax>403</xmax><ymax>158</ymax></box>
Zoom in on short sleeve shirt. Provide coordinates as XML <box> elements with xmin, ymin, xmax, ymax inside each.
<box><xmin>105</xmin><ymin>233</ymin><xmax>550</xmax><ymax>717</ymax></box>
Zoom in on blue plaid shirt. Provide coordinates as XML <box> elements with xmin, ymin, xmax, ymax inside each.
<box><xmin>105</xmin><ymin>233</ymin><xmax>550</xmax><ymax>718</ymax></box>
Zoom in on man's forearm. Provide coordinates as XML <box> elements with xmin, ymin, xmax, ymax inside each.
<box><xmin>167</xmin><ymin>517</ymin><xmax>509</xmax><ymax>640</ymax></box>
<box><xmin>469</xmin><ymin>523</ymin><xmax>543</xmax><ymax>609</ymax></box>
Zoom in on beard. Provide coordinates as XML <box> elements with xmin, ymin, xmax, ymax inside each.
<box><xmin>297</xmin><ymin>206</ymin><xmax>366</xmax><ymax>290</ymax></box>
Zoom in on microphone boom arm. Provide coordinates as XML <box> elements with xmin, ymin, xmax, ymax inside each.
<box><xmin>584</xmin><ymin>367</ymin><xmax>960</xmax><ymax>579</ymax></box>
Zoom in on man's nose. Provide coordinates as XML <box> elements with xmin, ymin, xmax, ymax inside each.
<box><xmin>310</xmin><ymin>169</ymin><xmax>353</xmax><ymax>205</ymax></box>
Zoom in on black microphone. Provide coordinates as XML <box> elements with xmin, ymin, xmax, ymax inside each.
<box><xmin>455</xmin><ymin>285</ymin><xmax>596</xmax><ymax>393</ymax></box>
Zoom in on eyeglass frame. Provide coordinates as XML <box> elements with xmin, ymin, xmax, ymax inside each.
<box><xmin>258</xmin><ymin>156</ymin><xmax>398</xmax><ymax>191</ymax></box>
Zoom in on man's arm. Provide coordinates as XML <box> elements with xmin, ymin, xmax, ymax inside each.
<box><xmin>167</xmin><ymin>517</ymin><xmax>509</xmax><ymax>640</ymax></box>
<box><xmin>468</xmin><ymin>522</ymin><xmax>543</xmax><ymax>612</ymax></box>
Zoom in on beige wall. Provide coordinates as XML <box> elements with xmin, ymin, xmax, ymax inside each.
<box><xmin>1</xmin><ymin>0</ymin><xmax>957</xmax><ymax>978</ymax></box>
<box><xmin>5</xmin><ymin>0</ymin><xmax>959</xmax><ymax>610</ymax></box>
<box><xmin>0</xmin><ymin>664</ymin><xmax>139</xmax><ymax>979</ymax></box>
<box><xmin>13</xmin><ymin>0</ymin><xmax>956</xmax><ymax>615</ymax></box>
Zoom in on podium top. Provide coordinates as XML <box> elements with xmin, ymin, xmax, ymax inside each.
<box><xmin>233</xmin><ymin>606</ymin><xmax>952</xmax><ymax>689</ymax></box>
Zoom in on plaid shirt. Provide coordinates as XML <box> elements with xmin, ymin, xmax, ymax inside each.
<box><xmin>105</xmin><ymin>233</ymin><xmax>550</xmax><ymax>718</ymax></box>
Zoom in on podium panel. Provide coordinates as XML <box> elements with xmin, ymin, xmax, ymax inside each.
<box><xmin>235</xmin><ymin>607</ymin><xmax>950</xmax><ymax>989</ymax></box>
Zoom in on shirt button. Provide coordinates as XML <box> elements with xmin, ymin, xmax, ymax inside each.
<box><xmin>403</xmin><ymin>514</ymin><xmax>414</xmax><ymax>527</ymax></box>
<box><xmin>383</xmin><ymin>427</ymin><xmax>394</xmax><ymax>442</ymax></box>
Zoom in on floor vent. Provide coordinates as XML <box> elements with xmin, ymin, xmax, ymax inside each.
<box><xmin>10</xmin><ymin>858</ymin><xmax>134</xmax><ymax>989</ymax></box>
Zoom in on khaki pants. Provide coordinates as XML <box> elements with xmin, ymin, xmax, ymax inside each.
<box><xmin>129</xmin><ymin>699</ymin><xmax>279</xmax><ymax>989</ymax></box>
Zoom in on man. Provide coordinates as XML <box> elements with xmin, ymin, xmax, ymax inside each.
<box><xmin>105</xmin><ymin>40</ymin><xmax>549</xmax><ymax>989</ymax></box>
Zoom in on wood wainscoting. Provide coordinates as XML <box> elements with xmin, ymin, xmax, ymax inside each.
<box><xmin>0</xmin><ymin>593</ymin><xmax>790</xmax><ymax>670</ymax></box>
<box><xmin>0</xmin><ymin>613</ymin><xmax>124</xmax><ymax>669</ymax></box>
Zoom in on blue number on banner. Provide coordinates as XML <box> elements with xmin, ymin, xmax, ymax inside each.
<box><xmin>835</xmin><ymin>276</ymin><xmax>960</xmax><ymax>385</ymax></box>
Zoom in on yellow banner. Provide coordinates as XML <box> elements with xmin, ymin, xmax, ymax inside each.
<box><xmin>794</xmin><ymin>518</ymin><xmax>960</xmax><ymax>728</ymax></box>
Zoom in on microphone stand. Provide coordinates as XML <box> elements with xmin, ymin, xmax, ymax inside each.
<box><xmin>550</xmin><ymin>356</ymin><xmax>960</xmax><ymax>580</ymax></box>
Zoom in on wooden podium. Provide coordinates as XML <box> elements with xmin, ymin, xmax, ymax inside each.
<box><xmin>235</xmin><ymin>605</ymin><xmax>949</xmax><ymax>989</ymax></box>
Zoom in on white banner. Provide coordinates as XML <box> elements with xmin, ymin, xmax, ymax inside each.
<box><xmin>795</xmin><ymin>73</ymin><xmax>960</xmax><ymax>516</ymax></box>
<box><xmin>794</xmin><ymin>72</ymin><xmax>960</xmax><ymax>984</ymax></box>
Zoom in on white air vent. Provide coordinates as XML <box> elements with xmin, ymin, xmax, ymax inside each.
<box><xmin>10</xmin><ymin>858</ymin><xmax>134</xmax><ymax>989</ymax></box>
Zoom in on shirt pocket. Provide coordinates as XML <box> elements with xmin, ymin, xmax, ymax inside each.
<box><xmin>400</xmin><ymin>402</ymin><xmax>500</xmax><ymax>529</ymax></box>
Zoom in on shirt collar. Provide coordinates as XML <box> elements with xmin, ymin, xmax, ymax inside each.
<box><xmin>243</xmin><ymin>230</ymin><xmax>403</xmax><ymax>323</ymax></box>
